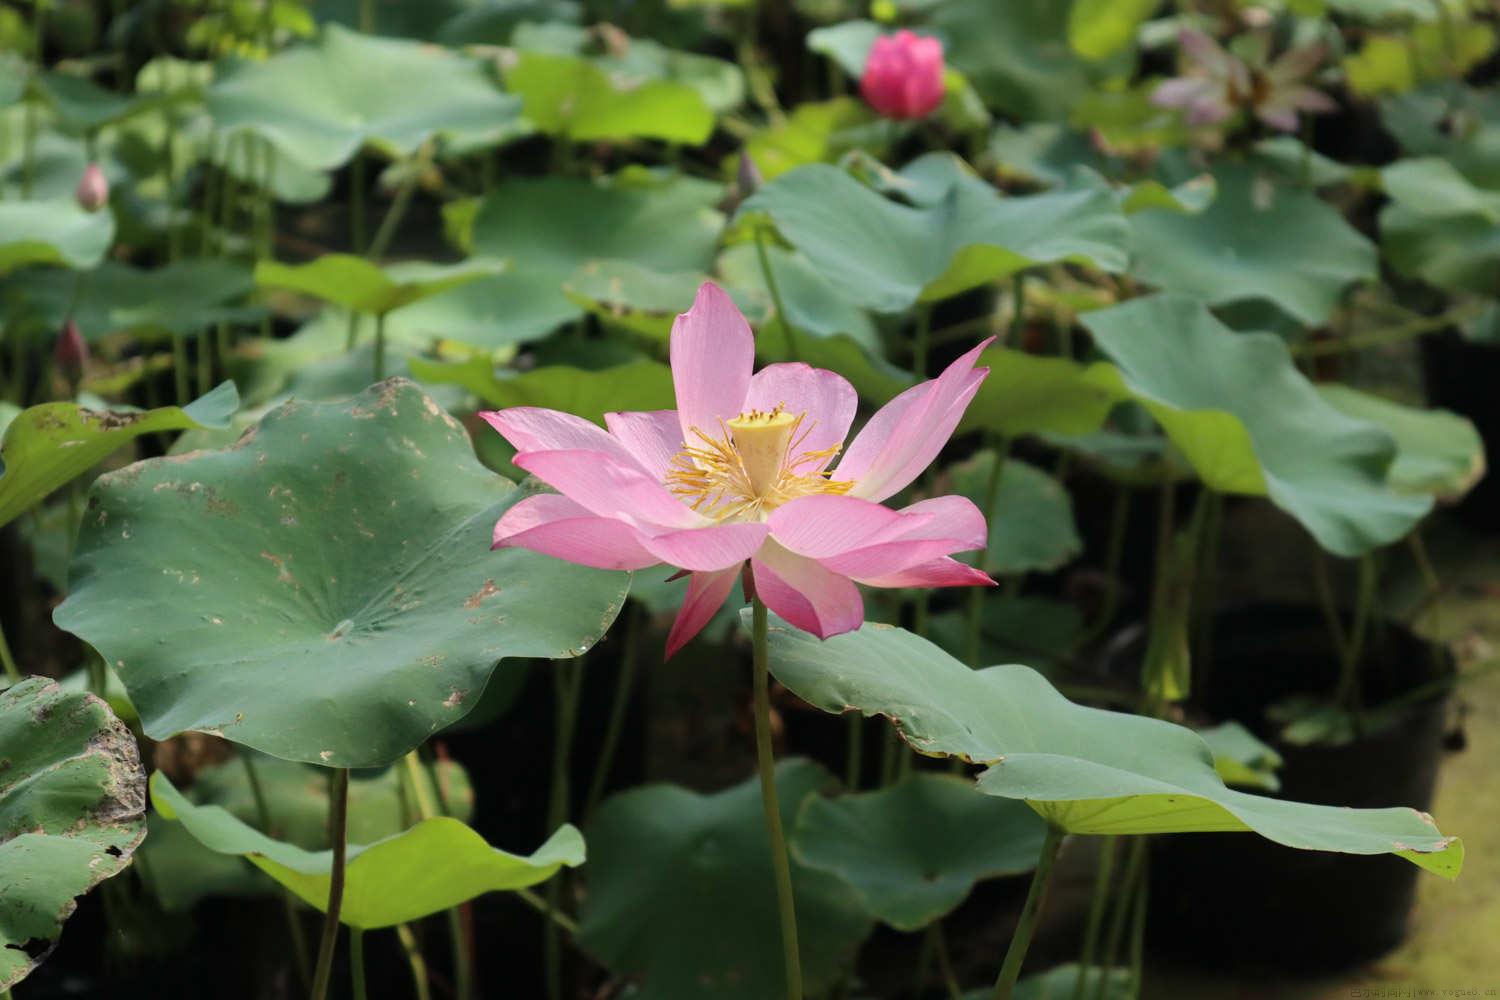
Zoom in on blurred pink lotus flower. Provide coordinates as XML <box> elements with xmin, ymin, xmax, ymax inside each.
<box><xmin>861</xmin><ymin>30</ymin><xmax>946</xmax><ymax>121</ymax></box>
<box><xmin>54</xmin><ymin>319</ymin><xmax>88</xmax><ymax>379</ymax></box>
<box><xmin>483</xmin><ymin>283</ymin><xmax>995</xmax><ymax>657</ymax></box>
<box><xmin>75</xmin><ymin>163</ymin><xmax>109</xmax><ymax>212</ymax></box>
<box><xmin>1152</xmin><ymin>29</ymin><xmax>1337</xmax><ymax>132</ymax></box>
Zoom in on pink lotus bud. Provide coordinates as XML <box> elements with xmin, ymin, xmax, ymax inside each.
<box><xmin>75</xmin><ymin>163</ymin><xmax>109</xmax><ymax>212</ymax></box>
<box><xmin>860</xmin><ymin>30</ymin><xmax>946</xmax><ymax>121</ymax></box>
<box><xmin>54</xmin><ymin>319</ymin><xmax>88</xmax><ymax>376</ymax></box>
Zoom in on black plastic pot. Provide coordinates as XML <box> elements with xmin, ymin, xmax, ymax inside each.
<box><xmin>1148</xmin><ymin>604</ymin><xmax>1455</xmax><ymax>973</ymax></box>
<box><xmin>1421</xmin><ymin>328</ymin><xmax>1500</xmax><ymax>528</ymax></box>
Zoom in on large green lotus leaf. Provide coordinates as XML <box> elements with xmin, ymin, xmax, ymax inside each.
<box><xmin>1068</xmin><ymin>0</ymin><xmax>1156</xmax><ymax>60</ymax></box>
<box><xmin>930</xmin><ymin>0</ymin><xmax>1110</xmax><ymax>121</ymax></box>
<box><xmin>740</xmin><ymin>156</ymin><xmax>1128</xmax><ymax>312</ymax></box>
<box><xmin>950</xmin><ymin>452</ymin><xmax>1081</xmax><ymax>575</ymax></box>
<box><xmin>0</xmin><ymin>382</ymin><xmax>239</xmax><ymax>531</ymax></box>
<box><xmin>204</xmin><ymin>24</ymin><xmax>524</xmax><ymax>169</ymax></box>
<box><xmin>5</xmin><ymin>260</ymin><xmax>258</xmax><ymax>342</ymax></box>
<box><xmin>53</xmin><ymin>379</ymin><xmax>629</xmax><ymax>767</ymax></box>
<box><xmin>559</xmin><ymin>251</ymin><xmax>907</xmax><ymax>404</ymax></box>
<box><xmin>1249</xmin><ymin>137</ymin><xmax>1358</xmax><ymax>189</ymax></box>
<box><xmin>806</xmin><ymin>20</ymin><xmax>881</xmax><ymax>77</ymax></box>
<box><xmin>228</xmin><ymin>310</ymin><xmax>434</xmax><ymax>409</ymax></box>
<box><xmin>579</xmin><ymin>759</ymin><xmax>871</xmax><ymax>999</ymax></box>
<box><xmin>563</xmin><ymin>261</ymin><xmax>717</xmax><ymax>341</ymax></box>
<box><xmin>989</xmin><ymin>122</ymin><xmax>1111</xmax><ymax>188</ymax></box>
<box><xmin>1379</xmin><ymin>86</ymin><xmax>1500</xmax><ymax>188</ymax></box>
<box><xmin>0</xmin><ymin>199</ymin><xmax>114</xmax><ymax>272</ymax></box>
<box><xmin>468</xmin><ymin>171</ymin><xmax>723</xmax><ymax>328</ymax></box>
<box><xmin>151</xmin><ymin>772</ymin><xmax>579</xmax><ymax>929</ymax></box>
<box><xmin>255</xmin><ymin>256</ymin><xmax>497</xmax><ymax>315</ymax></box>
<box><xmin>1128</xmin><ymin>165</ymin><xmax>1378</xmax><ymax>325</ymax></box>
<box><xmin>407</xmin><ymin>357</ymin><xmax>674</xmax><ymax>424</ymax></box>
<box><xmin>0</xmin><ymin>678</ymin><xmax>147</xmax><ymax>990</ymax></box>
<box><xmin>791</xmin><ymin>774</ymin><xmax>1047</xmax><ymax>931</ymax></box>
<box><xmin>741</xmin><ymin>97</ymin><xmax>883</xmax><ymax>181</ymax></box>
<box><xmin>505</xmin><ymin>51</ymin><xmax>713</xmax><ymax>144</ymax></box>
<box><xmin>1316</xmin><ymin>385</ymin><xmax>1485</xmax><ymax>501</ymax></box>
<box><xmin>214</xmin><ymin>132</ymin><xmax>332</xmax><ymax>204</ymax></box>
<box><xmin>0</xmin><ymin>53</ymin><xmax>27</xmax><ymax>107</ymax></box>
<box><xmin>929</xmin><ymin>594</ymin><xmax>1084</xmax><ymax>673</ymax></box>
<box><xmin>138</xmin><ymin>753</ymin><xmax>474</xmax><ymax>910</ymax></box>
<box><xmin>509</xmin><ymin>20</ymin><xmax>742</xmax><ymax>112</ymax></box>
<box><xmin>31</xmin><ymin>71</ymin><xmax>160</xmax><ymax>132</ymax></box>
<box><xmin>604</xmin><ymin>40</ymin><xmax>741</xmax><ymax>115</ymax></box>
<box><xmin>715</xmin><ymin>243</ymin><xmax>881</xmax><ymax>353</ymax></box>
<box><xmin>1379</xmin><ymin>157</ymin><xmax>1500</xmax><ymax>294</ymax></box>
<box><xmin>959</xmin><ymin>348</ymin><xmax>1124</xmax><ymax>438</ymax></box>
<box><xmin>386</xmin><ymin>272</ymin><xmax>582</xmax><ymax>351</ymax></box>
<box><xmin>1200</xmin><ymin>721</ymin><xmax>1283</xmax><ymax>793</ymax></box>
<box><xmin>762</xmin><ymin>620</ymin><xmax>1463</xmax><ymax>878</ymax></box>
<box><xmin>471</xmin><ymin>171</ymin><xmax>723</xmax><ymax>278</ymax></box>
<box><xmin>1083</xmin><ymin>296</ymin><xmax>1433</xmax><ymax>556</ymax></box>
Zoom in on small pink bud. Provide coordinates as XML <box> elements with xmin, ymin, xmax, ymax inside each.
<box><xmin>75</xmin><ymin>163</ymin><xmax>109</xmax><ymax>212</ymax></box>
<box><xmin>54</xmin><ymin>319</ymin><xmax>88</xmax><ymax>376</ymax></box>
<box><xmin>859</xmin><ymin>30</ymin><xmax>946</xmax><ymax>121</ymax></box>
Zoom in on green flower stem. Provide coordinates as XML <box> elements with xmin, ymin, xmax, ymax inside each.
<box><xmin>350</xmin><ymin>928</ymin><xmax>367</xmax><ymax>1000</ymax></box>
<box><xmin>395</xmin><ymin>924</ymin><xmax>432</xmax><ymax>1000</ymax></box>
<box><xmin>1095</xmin><ymin>838</ymin><xmax>1146</xmax><ymax>1000</ymax></box>
<box><xmin>163</xmin><ymin>119</ymin><xmax>181</xmax><ymax>262</ymax></box>
<box><xmin>218</xmin><ymin>136</ymin><xmax>238</xmax><ymax>256</ymax></box>
<box><xmin>0</xmin><ymin>614</ymin><xmax>22</xmax><ymax>682</ymax></box>
<box><xmin>1069</xmin><ymin>836</ymin><xmax>1116</xmax><ymax>1000</ymax></box>
<box><xmin>1079</xmin><ymin>486</ymin><xmax>1131</xmax><ymax>649</ymax></box>
<box><xmin>1333</xmin><ymin>553</ymin><xmax>1378</xmax><ymax>721</ymax></box>
<box><xmin>366</xmin><ymin>148</ymin><xmax>428</xmax><ymax>262</ymax></box>
<box><xmin>1292</xmin><ymin>301</ymin><xmax>1482</xmax><ymax>359</ymax></box>
<box><xmin>1127</xmin><ymin>852</ymin><xmax>1148</xmax><ymax>1000</ymax></box>
<box><xmin>372</xmin><ymin>313</ymin><xmax>387</xmax><ymax>382</ymax></box>
<box><xmin>844</xmin><ymin>712</ymin><xmax>863</xmax><ymax>790</ymax></box>
<box><xmin>754</xmin><ymin>227</ymin><xmax>797</xmax><ymax>361</ymax></box>
<box><xmin>239</xmin><ymin>751</ymin><xmax>313</xmax><ymax>989</ymax></box>
<box><xmin>516</xmin><ymin>887</ymin><xmax>580</xmax><ymax>935</ymax></box>
<box><xmin>584</xmin><ymin>602</ymin><xmax>642</xmax><ymax>821</ymax></box>
<box><xmin>933</xmin><ymin>920</ymin><xmax>962</xmax><ymax>1000</ymax></box>
<box><xmin>1007</xmin><ymin>273</ymin><xmax>1027</xmax><ymax>347</ymax></box>
<box><xmin>752</xmin><ymin>598</ymin><xmax>804</xmax><ymax>1000</ymax></box>
<box><xmin>197</xmin><ymin>327</ymin><xmax>214</xmax><ymax>396</ymax></box>
<box><xmin>309</xmin><ymin>768</ymin><xmax>351</xmax><ymax>1000</ymax></box>
<box><xmin>22</xmin><ymin>101</ymin><xmax>36</xmax><ymax>199</ymax></box>
<box><xmin>397</xmin><ymin>752</ymin><xmax>473</xmax><ymax>1000</ymax></box>
<box><xmin>350</xmin><ymin>154</ymin><xmax>368</xmax><ymax>253</ymax></box>
<box><xmin>545</xmin><ymin>657</ymin><xmax>586</xmax><ymax>1000</ymax></box>
<box><xmin>992</xmin><ymin>824</ymin><xmax>1065</xmax><ymax>1000</ymax></box>
<box><xmin>912</xmin><ymin>302</ymin><xmax>932</xmax><ymax>378</ymax></box>
<box><xmin>199</xmin><ymin>142</ymin><xmax>221</xmax><ymax>257</ymax></box>
<box><xmin>965</xmin><ymin>433</ymin><xmax>1012</xmax><ymax>667</ymax></box>
<box><xmin>171</xmin><ymin>334</ymin><xmax>190</xmax><ymax>406</ymax></box>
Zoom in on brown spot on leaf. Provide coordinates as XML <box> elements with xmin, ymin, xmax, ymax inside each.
<box><xmin>463</xmin><ymin>579</ymin><xmax>501</xmax><ymax>609</ymax></box>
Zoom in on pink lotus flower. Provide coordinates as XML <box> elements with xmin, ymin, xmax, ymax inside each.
<box><xmin>860</xmin><ymin>30</ymin><xmax>946</xmax><ymax>121</ymax></box>
<box><xmin>1152</xmin><ymin>29</ymin><xmax>1336</xmax><ymax>133</ymax></box>
<box><xmin>75</xmin><ymin>163</ymin><xmax>109</xmax><ymax>213</ymax></box>
<box><xmin>53</xmin><ymin>318</ymin><xmax>88</xmax><ymax>377</ymax></box>
<box><xmin>482</xmin><ymin>283</ymin><xmax>995</xmax><ymax>657</ymax></box>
